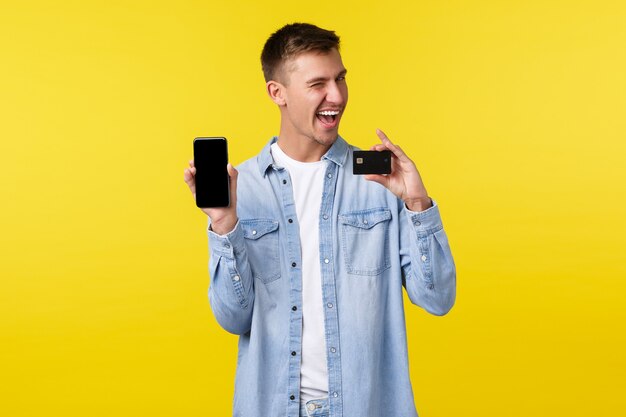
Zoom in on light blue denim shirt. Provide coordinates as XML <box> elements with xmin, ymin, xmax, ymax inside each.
<box><xmin>207</xmin><ymin>136</ymin><xmax>456</xmax><ymax>417</ymax></box>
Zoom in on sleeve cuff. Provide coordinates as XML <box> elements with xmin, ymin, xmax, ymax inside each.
<box><xmin>404</xmin><ymin>199</ymin><xmax>443</xmax><ymax>233</ymax></box>
<box><xmin>208</xmin><ymin>220</ymin><xmax>243</xmax><ymax>258</ymax></box>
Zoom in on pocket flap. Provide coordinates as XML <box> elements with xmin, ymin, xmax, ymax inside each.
<box><xmin>339</xmin><ymin>208</ymin><xmax>392</xmax><ymax>230</ymax></box>
<box><xmin>241</xmin><ymin>219</ymin><xmax>279</xmax><ymax>240</ymax></box>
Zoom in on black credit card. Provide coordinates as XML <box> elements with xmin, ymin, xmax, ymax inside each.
<box><xmin>353</xmin><ymin>150</ymin><xmax>392</xmax><ymax>175</ymax></box>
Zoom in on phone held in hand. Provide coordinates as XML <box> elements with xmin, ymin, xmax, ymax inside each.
<box><xmin>193</xmin><ymin>137</ymin><xmax>230</xmax><ymax>208</ymax></box>
<box><xmin>352</xmin><ymin>150</ymin><xmax>392</xmax><ymax>175</ymax></box>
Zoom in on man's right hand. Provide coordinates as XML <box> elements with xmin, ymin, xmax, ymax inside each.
<box><xmin>184</xmin><ymin>160</ymin><xmax>239</xmax><ymax>235</ymax></box>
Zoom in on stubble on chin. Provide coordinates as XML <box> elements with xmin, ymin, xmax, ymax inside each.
<box><xmin>313</xmin><ymin>126</ymin><xmax>340</xmax><ymax>147</ymax></box>
<box><xmin>313</xmin><ymin>133</ymin><xmax>338</xmax><ymax>148</ymax></box>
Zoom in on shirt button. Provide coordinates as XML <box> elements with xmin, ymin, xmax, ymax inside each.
<box><xmin>252</xmin><ymin>230</ymin><xmax>257</xmax><ymax>236</ymax></box>
<box><xmin>283</xmin><ymin>179</ymin><xmax>287</xmax><ymax>185</ymax></box>
<box><xmin>224</xmin><ymin>243</ymin><xmax>230</xmax><ymax>248</ymax></box>
<box><xmin>292</xmin><ymin>306</ymin><xmax>297</xmax><ymax>311</ymax></box>
<box><xmin>333</xmin><ymin>392</ymin><xmax>338</xmax><ymax>398</ymax></box>
<box><xmin>288</xmin><ymin>218</ymin><xmax>293</xmax><ymax>223</ymax></box>
<box><xmin>415</xmin><ymin>220</ymin><xmax>421</xmax><ymax>226</ymax></box>
<box><xmin>322</xmin><ymin>214</ymin><xmax>328</xmax><ymax>220</ymax></box>
<box><xmin>291</xmin><ymin>351</ymin><xmax>296</xmax><ymax>356</ymax></box>
<box><xmin>330</xmin><ymin>347</ymin><xmax>336</xmax><ymax>353</ymax></box>
<box><xmin>324</xmin><ymin>258</ymin><xmax>330</xmax><ymax>264</ymax></box>
<box><xmin>421</xmin><ymin>255</ymin><xmax>428</xmax><ymax>262</ymax></box>
<box><xmin>428</xmin><ymin>283</ymin><xmax>435</xmax><ymax>290</ymax></box>
<box><xmin>363</xmin><ymin>219</ymin><xmax>368</xmax><ymax>224</ymax></box>
<box><xmin>292</xmin><ymin>262</ymin><xmax>297</xmax><ymax>267</ymax></box>
<box><xmin>327</xmin><ymin>173</ymin><xmax>332</xmax><ymax>178</ymax></box>
<box><xmin>290</xmin><ymin>395</ymin><xmax>295</xmax><ymax>400</ymax></box>
<box><xmin>327</xmin><ymin>303</ymin><xmax>333</xmax><ymax>308</ymax></box>
<box><xmin>307</xmin><ymin>403</ymin><xmax>316</xmax><ymax>411</ymax></box>
<box><xmin>232</xmin><ymin>275</ymin><xmax>240</xmax><ymax>282</ymax></box>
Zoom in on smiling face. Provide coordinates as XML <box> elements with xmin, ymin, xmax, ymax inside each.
<box><xmin>269</xmin><ymin>48</ymin><xmax>348</xmax><ymax>155</ymax></box>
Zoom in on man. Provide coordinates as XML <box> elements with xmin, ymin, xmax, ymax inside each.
<box><xmin>184</xmin><ymin>23</ymin><xmax>456</xmax><ymax>417</ymax></box>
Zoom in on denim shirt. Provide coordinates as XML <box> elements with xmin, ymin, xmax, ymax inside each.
<box><xmin>207</xmin><ymin>136</ymin><xmax>456</xmax><ymax>417</ymax></box>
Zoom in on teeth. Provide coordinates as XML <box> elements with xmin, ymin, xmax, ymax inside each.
<box><xmin>317</xmin><ymin>110</ymin><xmax>340</xmax><ymax>116</ymax></box>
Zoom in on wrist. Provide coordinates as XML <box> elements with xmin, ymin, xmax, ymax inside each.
<box><xmin>210</xmin><ymin>215</ymin><xmax>238</xmax><ymax>235</ymax></box>
<box><xmin>404</xmin><ymin>197</ymin><xmax>432</xmax><ymax>212</ymax></box>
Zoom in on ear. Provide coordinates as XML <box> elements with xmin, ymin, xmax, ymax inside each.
<box><xmin>266</xmin><ymin>81</ymin><xmax>286</xmax><ymax>106</ymax></box>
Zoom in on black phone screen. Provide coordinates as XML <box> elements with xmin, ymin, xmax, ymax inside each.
<box><xmin>193</xmin><ymin>137</ymin><xmax>230</xmax><ymax>208</ymax></box>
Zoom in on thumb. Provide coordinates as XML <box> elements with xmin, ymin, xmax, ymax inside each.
<box><xmin>364</xmin><ymin>174</ymin><xmax>388</xmax><ymax>188</ymax></box>
<box><xmin>227</xmin><ymin>163</ymin><xmax>238</xmax><ymax>206</ymax></box>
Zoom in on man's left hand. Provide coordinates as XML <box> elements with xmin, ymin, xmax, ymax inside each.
<box><xmin>364</xmin><ymin>129</ymin><xmax>433</xmax><ymax>212</ymax></box>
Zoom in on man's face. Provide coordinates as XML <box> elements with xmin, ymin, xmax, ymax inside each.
<box><xmin>278</xmin><ymin>48</ymin><xmax>348</xmax><ymax>148</ymax></box>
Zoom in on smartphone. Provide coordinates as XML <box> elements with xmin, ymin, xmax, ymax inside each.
<box><xmin>193</xmin><ymin>137</ymin><xmax>230</xmax><ymax>208</ymax></box>
<box><xmin>353</xmin><ymin>150</ymin><xmax>392</xmax><ymax>175</ymax></box>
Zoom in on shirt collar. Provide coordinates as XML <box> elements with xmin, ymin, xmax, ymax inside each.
<box><xmin>257</xmin><ymin>135</ymin><xmax>349</xmax><ymax>176</ymax></box>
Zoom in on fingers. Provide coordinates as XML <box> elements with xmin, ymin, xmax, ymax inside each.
<box><xmin>184</xmin><ymin>160</ymin><xmax>196</xmax><ymax>184</ymax></box>
<box><xmin>183</xmin><ymin>167</ymin><xmax>194</xmax><ymax>184</ymax></box>
<box><xmin>184</xmin><ymin>160</ymin><xmax>196</xmax><ymax>196</ymax></box>
<box><xmin>183</xmin><ymin>166</ymin><xmax>196</xmax><ymax>181</ymax></box>
<box><xmin>369</xmin><ymin>143</ymin><xmax>387</xmax><ymax>152</ymax></box>
<box><xmin>364</xmin><ymin>174</ymin><xmax>389</xmax><ymax>188</ymax></box>
<box><xmin>376</xmin><ymin>128</ymin><xmax>410</xmax><ymax>163</ymax></box>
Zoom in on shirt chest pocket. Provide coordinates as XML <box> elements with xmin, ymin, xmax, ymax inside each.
<box><xmin>240</xmin><ymin>219</ymin><xmax>281</xmax><ymax>284</ymax></box>
<box><xmin>339</xmin><ymin>208</ymin><xmax>392</xmax><ymax>276</ymax></box>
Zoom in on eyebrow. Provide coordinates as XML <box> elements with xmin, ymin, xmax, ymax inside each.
<box><xmin>306</xmin><ymin>69</ymin><xmax>348</xmax><ymax>85</ymax></box>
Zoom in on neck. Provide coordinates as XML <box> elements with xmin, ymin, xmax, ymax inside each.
<box><xmin>276</xmin><ymin>135</ymin><xmax>330</xmax><ymax>162</ymax></box>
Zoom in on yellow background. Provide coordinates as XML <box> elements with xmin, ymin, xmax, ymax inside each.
<box><xmin>2</xmin><ymin>1</ymin><xmax>625</xmax><ymax>415</ymax></box>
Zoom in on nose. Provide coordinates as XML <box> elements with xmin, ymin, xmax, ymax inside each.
<box><xmin>326</xmin><ymin>80</ymin><xmax>347</xmax><ymax>105</ymax></box>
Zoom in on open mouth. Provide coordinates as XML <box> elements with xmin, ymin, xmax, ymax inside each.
<box><xmin>316</xmin><ymin>110</ymin><xmax>341</xmax><ymax>129</ymax></box>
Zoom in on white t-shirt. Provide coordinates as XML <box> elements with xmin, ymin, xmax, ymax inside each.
<box><xmin>271</xmin><ymin>143</ymin><xmax>328</xmax><ymax>402</ymax></box>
